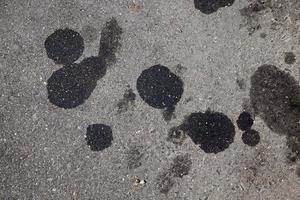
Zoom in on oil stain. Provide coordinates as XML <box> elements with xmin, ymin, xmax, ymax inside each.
<box><xmin>46</xmin><ymin>18</ymin><xmax>122</xmax><ymax>109</ymax></box>
<box><xmin>85</xmin><ymin>124</ymin><xmax>113</xmax><ymax>151</ymax></box>
<box><xmin>242</xmin><ymin>129</ymin><xmax>260</xmax><ymax>146</ymax></box>
<box><xmin>167</xmin><ymin>126</ymin><xmax>186</xmax><ymax>145</ymax></box>
<box><xmin>284</xmin><ymin>52</ymin><xmax>296</xmax><ymax>64</ymax></box>
<box><xmin>181</xmin><ymin>111</ymin><xmax>235</xmax><ymax>154</ymax></box>
<box><xmin>117</xmin><ymin>87</ymin><xmax>136</xmax><ymax>113</ymax></box>
<box><xmin>126</xmin><ymin>144</ymin><xmax>143</xmax><ymax>169</ymax></box>
<box><xmin>236</xmin><ymin>111</ymin><xmax>254</xmax><ymax>131</ymax></box>
<box><xmin>250</xmin><ymin>64</ymin><xmax>300</xmax><ymax>158</ymax></box>
<box><xmin>194</xmin><ymin>0</ymin><xmax>235</xmax><ymax>14</ymax></box>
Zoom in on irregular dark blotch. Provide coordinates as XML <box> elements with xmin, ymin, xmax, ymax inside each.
<box><xmin>242</xmin><ymin>129</ymin><xmax>260</xmax><ymax>146</ymax></box>
<box><xmin>236</xmin><ymin>111</ymin><xmax>254</xmax><ymax>131</ymax></box>
<box><xmin>296</xmin><ymin>165</ymin><xmax>300</xmax><ymax>178</ymax></box>
<box><xmin>136</xmin><ymin>65</ymin><xmax>184</xmax><ymax>109</ymax></box>
<box><xmin>167</xmin><ymin>126</ymin><xmax>186</xmax><ymax>145</ymax></box>
<box><xmin>194</xmin><ymin>0</ymin><xmax>235</xmax><ymax>14</ymax></box>
<box><xmin>184</xmin><ymin>111</ymin><xmax>235</xmax><ymax>154</ymax></box>
<box><xmin>287</xmin><ymin>135</ymin><xmax>300</xmax><ymax>157</ymax></box>
<box><xmin>260</xmin><ymin>33</ymin><xmax>267</xmax><ymax>38</ymax></box>
<box><xmin>236</xmin><ymin>77</ymin><xmax>246</xmax><ymax>90</ymax></box>
<box><xmin>250</xmin><ymin>65</ymin><xmax>300</xmax><ymax>137</ymax></box>
<box><xmin>286</xmin><ymin>151</ymin><xmax>297</xmax><ymax>163</ymax></box>
<box><xmin>47</xmin><ymin>57</ymin><xmax>105</xmax><ymax>109</ymax></box>
<box><xmin>162</xmin><ymin>106</ymin><xmax>175</xmax><ymax>121</ymax></box>
<box><xmin>117</xmin><ymin>88</ymin><xmax>136</xmax><ymax>113</ymax></box>
<box><xmin>284</xmin><ymin>52</ymin><xmax>296</xmax><ymax>64</ymax></box>
<box><xmin>85</xmin><ymin>124</ymin><xmax>113</xmax><ymax>151</ymax></box>
<box><xmin>99</xmin><ymin>17</ymin><xmax>122</xmax><ymax>64</ymax></box>
<box><xmin>45</xmin><ymin>28</ymin><xmax>84</xmax><ymax>64</ymax></box>
<box><xmin>156</xmin><ymin>172</ymin><xmax>174</xmax><ymax>194</ymax></box>
<box><xmin>170</xmin><ymin>154</ymin><xmax>192</xmax><ymax>178</ymax></box>
<box><xmin>126</xmin><ymin>145</ymin><xmax>143</xmax><ymax>169</ymax></box>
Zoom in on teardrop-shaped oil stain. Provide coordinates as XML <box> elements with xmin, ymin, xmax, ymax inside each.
<box><xmin>136</xmin><ymin>65</ymin><xmax>184</xmax><ymax>110</ymax></box>
<box><xmin>183</xmin><ymin>111</ymin><xmax>235</xmax><ymax>154</ymax></box>
<box><xmin>45</xmin><ymin>28</ymin><xmax>84</xmax><ymax>65</ymax></box>
<box><xmin>85</xmin><ymin>124</ymin><xmax>113</xmax><ymax>151</ymax></box>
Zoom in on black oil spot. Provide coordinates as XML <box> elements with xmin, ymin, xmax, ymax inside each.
<box><xmin>167</xmin><ymin>126</ymin><xmax>186</xmax><ymax>145</ymax></box>
<box><xmin>136</xmin><ymin>65</ymin><xmax>184</xmax><ymax>111</ymax></box>
<box><xmin>46</xmin><ymin>18</ymin><xmax>122</xmax><ymax>109</ymax></box>
<box><xmin>126</xmin><ymin>145</ymin><xmax>143</xmax><ymax>169</ymax></box>
<box><xmin>242</xmin><ymin>129</ymin><xmax>260</xmax><ymax>146</ymax></box>
<box><xmin>183</xmin><ymin>111</ymin><xmax>235</xmax><ymax>154</ymax></box>
<box><xmin>85</xmin><ymin>124</ymin><xmax>113</xmax><ymax>151</ymax></box>
<box><xmin>236</xmin><ymin>111</ymin><xmax>254</xmax><ymax>131</ymax></box>
<box><xmin>284</xmin><ymin>52</ymin><xmax>296</xmax><ymax>64</ymax></box>
<box><xmin>170</xmin><ymin>154</ymin><xmax>192</xmax><ymax>178</ymax></box>
<box><xmin>99</xmin><ymin>17</ymin><xmax>122</xmax><ymax>64</ymax></box>
<box><xmin>194</xmin><ymin>0</ymin><xmax>235</xmax><ymax>14</ymax></box>
<box><xmin>117</xmin><ymin>88</ymin><xmax>136</xmax><ymax>113</ymax></box>
<box><xmin>250</xmin><ymin>65</ymin><xmax>300</xmax><ymax>156</ymax></box>
<box><xmin>45</xmin><ymin>28</ymin><xmax>84</xmax><ymax>65</ymax></box>
<box><xmin>156</xmin><ymin>172</ymin><xmax>174</xmax><ymax>194</ymax></box>
<box><xmin>47</xmin><ymin>57</ymin><xmax>105</xmax><ymax>109</ymax></box>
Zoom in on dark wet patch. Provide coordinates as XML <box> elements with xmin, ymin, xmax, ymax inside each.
<box><xmin>117</xmin><ymin>87</ymin><xmax>136</xmax><ymax>113</ymax></box>
<box><xmin>236</xmin><ymin>111</ymin><xmax>254</xmax><ymax>131</ymax></box>
<box><xmin>284</xmin><ymin>52</ymin><xmax>296</xmax><ymax>64</ymax></box>
<box><xmin>99</xmin><ymin>18</ymin><xmax>122</xmax><ymax>64</ymax></box>
<box><xmin>296</xmin><ymin>165</ymin><xmax>300</xmax><ymax>178</ymax></box>
<box><xmin>236</xmin><ymin>77</ymin><xmax>246</xmax><ymax>91</ymax></box>
<box><xmin>242</xmin><ymin>129</ymin><xmax>260</xmax><ymax>146</ymax></box>
<box><xmin>156</xmin><ymin>172</ymin><xmax>174</xmax><ymax>194</ymax></box>
<box><xmin>250</xmin><ymin>64</ymin><xmax>300</xmax><ymax>157</ymax></box>
<box><xmin>45</xmin><ymin>28</ymin><xmax>84</xmax><ymax>65</ymax></box>
<box><xmin>85</xmin><ymin>124</ymin><xmax>113</xmax><ymax>151</ymax></box>
<box><xmin>81</xmin><ymin>25</ymin><xmax>98</xmax><ymax>43</ymax></box>
<box><xmin>47</xmin><ymin>57</ymin><xmax>105</xmax><ymax>109</ymax></box>
<box><xmin>194</xmin><ymin>0</ymin><xmax>235</xmax><ymax>14</ymax></box>
<box><xmin>260</xmin><ymin>32</ymin><xmax>267</xmax><ymax>38</ymax></box>
<box><xmin>167</xmin><ymin>126</ymin><xmax>186</xmax><ymax>145</ymax></box>
<box><xmin>170</xmin><ymin>154</ymin><xmax>192</xmax><ymax>178</ymax></box>
<box><xmin>126</xmin><ymin>145</ymin><xmax>143</xmax><ymax>169</ymax></box>
<box><xmin>136</xmin><ymin>65</ymin><xmax>184</xmax><ymax>113</ymax></box>
<box><xmin>182</xmin><ymin>111</ymin><xmax>235</xmax><ymax>154</ymax></box>
<box><xmin>46</xmin><ymin>18</ymin><xmax>122</xmax><ymax>109</ymax></box>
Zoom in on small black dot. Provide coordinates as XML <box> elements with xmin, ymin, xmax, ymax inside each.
<box><xmin>284</xmin><ymin>52</ymin><xmax>296</xmax><ymax>64</ymax></box>
<box><xmin>136</xmin><ymin>65</ymin><xmax>184</xmax><ymax>109</ymax></box>
<box><xmin>85</xmin><ymin>124</ymin><xmax>113</xmax><ymax>151</ymax></box>
<box><xmin>45</xmin><ymin>28</ymin><xmax>84</xmax><ymax>64</ymax></box>
<box><xmin>236</xmin><ymin>111</ymin><xmax>254</xmax><ymax>131</ymax></box>
<box><xmin>194</xmin><ymin>0</ymin><xmax>235</xmax><ymax>14</ymax></box>
<box><xmin>184</xmin><ymin>111</ymin><xmax>235</xmax><ymax>154</ymax></box>
<box><xmin>242</xmin><ymin>129</ymin><xmax>260</xmax><ymax>146</ymax></box>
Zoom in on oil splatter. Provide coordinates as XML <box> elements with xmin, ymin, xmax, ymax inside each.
<box><xmin>167</xmin><ymin>126</ymin><xmax>186</xmax><ymax>145</ymax></box>
<box><xmin>284</xmin><ymin>52</ymin><xmax>296</xmax><ymax>64</ymax></box>
<box><xmin>236</xmin><ymin>111</ymin><xmax>254</xmax><ymax>131</ymax></box>
<box><xmin>136</xmin><ymin>65</ymin><xmax>183</xmax><ymax>112</ymax></box>
<box><xmin>156</xmin><ymin>154</ymin><xmax>192</xmax><ymax>194</ymax></box>
<box><xmin>46</xmin><ymin>18</ymin><xmax>122</xmax><ymax>109</ymax></box>
<box><xmin>242</xmin><ymin>129</ymin><xmax>260</xmax><ymax>146</ymax></box>
<box><xmin>194</xmin><ymin>0</ymin><xmax>235</xmax><ymax>14</ymax></box>
<box><xmin>85</xmin><ymin>124</ymin><xmax>113</xmax><ymax>151</ymax></box>
<box><xmin>45</xmin><ymin>28</ymin><xmax>84</xmax><ymax>65</ymax></box>
<box><xmin>183</xmin><ymin>111</ymin><xmax>235</xmax><ymax>154</ymax></box>
<box><xmin>126</xmin><ymin>145</ymin><xmax>143</xmax><ymax>169</ymax></box>
<box><xmin>99</xmin><ymin>18</ymin><xmax>122</xmax><ymax>65</ymax></box>
<box><xmin>250</xmin><ymin>64</ymin><xmax>300</xmax><ymax>157</ymax></box>
<box><xmin>117</xmin><ymin>87</ymin><xmax>136</xmax><ymax>113</ymax></box>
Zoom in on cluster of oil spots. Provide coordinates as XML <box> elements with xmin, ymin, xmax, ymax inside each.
<box><xmin>43</xmin><ymin>2</ymin><xmax>300</xmax><ymax>195</ymax></box>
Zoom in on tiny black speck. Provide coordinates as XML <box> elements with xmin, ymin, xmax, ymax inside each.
<box><xmin>184</xmin><ymin>111</ymin><xmax>235</xmax><ymax>154</ymax></box>
<box><xmin>242</xmin><ymin>129</ymin><xmax>260</xmax><ymax>146</ymax></box>
<box><xmin>85</xmin><ymin>124</ymin><xmax>113</xmax><ymax>151</ymax></box>
<box><xmin>236</xmin><ymin>111</ymin><xmax>253</xmax><ymax>131</ymax></box>
<box><xmin>284</xmin><ymin>52</ymin><xmax>296</xmax><ymax>64</ymax></box>
<box><xmin>136</xmin><ymin>65</ymin><xmax>184</xmax><ymax>109</ymax></box>
<box><xmin>194</xmin><ymin>0</ymin><xmax>235</xmax><ymax>14</ymax></box>
<box><xmin>45</xmin><ymin>28</ymin><xmax>84</xmax><ymax>65</ymax></box>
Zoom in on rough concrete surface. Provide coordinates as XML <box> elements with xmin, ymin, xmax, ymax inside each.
<box><xmin>1</xmin><ymin>0</ymin><xmax>300</xmax><ymax>199</ymax></box>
